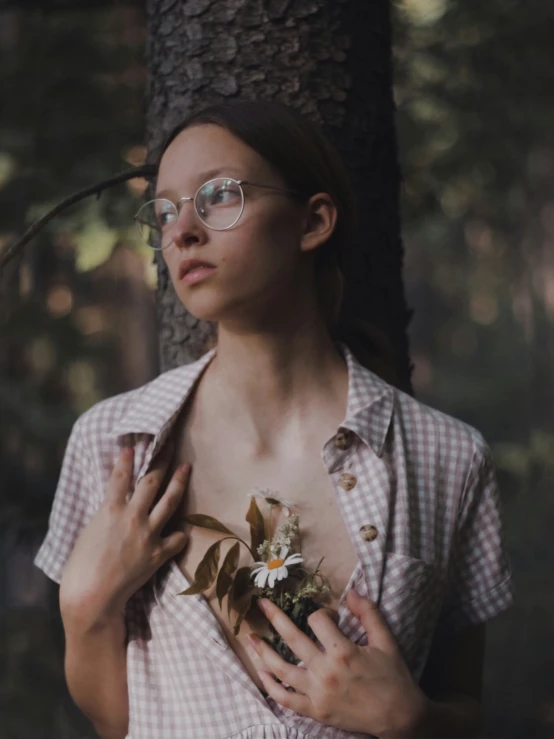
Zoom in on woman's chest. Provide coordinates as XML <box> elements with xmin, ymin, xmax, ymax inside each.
<box><xmin>171</xmin><ymin>436</ymin><xmax>359</xmax><ymax>691</ymax></box>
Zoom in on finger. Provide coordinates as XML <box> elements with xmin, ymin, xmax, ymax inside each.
<box><xmin>258</xmin><ymin>599</ymin><xmax>321</xmax><ymax>667</ymax></box>
<box><xmin>149</xmin><ymin>463</ymin><xmax>190</xmax><ymax>533</ymax></box>
<box><xmin>129</xmin><ymin>442</ymin><xmax>175</xmax><ymax>514</ymax></box>
<box><xmin>319</xmin><ymin>606</ymin><xmax>339</xmax><ymax>625</ymax></box>
<box><xmin>248</xmin><ymin>634</ymin><xmax>309</xmax><ymax>695</ymax></box>
<box><xmin>258</xmin><ymin>671</ymin><xmax>312</xmax><ymax>717</ymax></box>
<box><xmin>306</xmin><ymin>608</ymin><xmax>352</xmax><ymax>654</ymax></box>
<box><xmin>105</xmin><ymin>447</ymin><xmax>134</xmax><ymax>504</ymax></box>
<box><xmin>346</xmin><ymin>589</ymin><xmax>399</xmax><ymax>654</ymax></box>
<box><xmin>158</xmin><ymin>530</ymin><xmax>188</xmax><ymax>564</ymax></box>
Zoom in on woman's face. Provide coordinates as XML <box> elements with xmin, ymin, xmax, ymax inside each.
<box><xmin>156</xmin><ymin>123</ymin><xmax>312</xmax><ymax>327</ymax></box>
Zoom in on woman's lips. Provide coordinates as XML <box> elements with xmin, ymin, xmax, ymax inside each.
<box><xmin>180</xmin><ymin>265</ymin><xmax>217</xmax><ymax>285</ymax></box>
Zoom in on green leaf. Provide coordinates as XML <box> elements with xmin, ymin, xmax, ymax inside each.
<box><xmin>216</xmin><ymin>541</ymin><xmax>240</xmax><ymax>608</ymax></box>
<box><xmin>228</xmin><ymin>566</ymin><xmax>254</xmax><ymax>618</ymax></box>
<box><xmin>183</xmin><ymin>514</ymin><xmax>237</xmax><ymax>537</ymax></box>
<box><xmin>245</xmin><ymin>496</ymin><xmax>266</xmax><ymax>556</ymax></box>
<box><xmin>178</xmin><ymin>540</ymin><xmax>221</xmax><ymax>596</ymax></box>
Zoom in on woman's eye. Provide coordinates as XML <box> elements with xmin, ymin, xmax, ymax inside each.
<box><xmin>158</xmin><ymin>210</ymin><xmax>176</xmax><ymax>227</ymax></box>
<box><xmin>209</xmin><ymin>187</ymin><xmax>240</xmax><ymax>206</ymax></box>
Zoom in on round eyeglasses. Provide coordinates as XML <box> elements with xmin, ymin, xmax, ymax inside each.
<box><xmin>134</xmin><ymin>177</ymin><xmax>303</xmax><ymax>250</ymax></box>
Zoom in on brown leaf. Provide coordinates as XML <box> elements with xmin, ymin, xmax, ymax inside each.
<box><xmin>245</xmin><ymin>496</ymin><xmax>266</xmax><ymax>556</ymax></box>
<box><xmin>216</xmin><ymin>541</ymin><xmax>240</xmax><ymax>608</ymax></box>
<box><xmin>228</xmin><ymin>566</ymin><xmax>254</xmax><ymax>618</ymax></box>
<box><xmin>183</xmin><ymin>514</ymin><xmax>237</xmax><ymax>537</ymax></box>
<box><xmin>178</xmin><ymin>540</ymin><xmax>221</xmax><ymax>596</ymax></box>
<box><xmin>233</xmin><ymin>594</ymin><xmax>255</xmax><ymax>636</ymax></box>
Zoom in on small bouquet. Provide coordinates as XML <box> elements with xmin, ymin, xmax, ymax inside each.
<box><xmin>179</xmin><ymin>490</ymin><xmax>332</xmax><ymax>664</ymax></box>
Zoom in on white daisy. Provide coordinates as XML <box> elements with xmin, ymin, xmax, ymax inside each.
<box><xmin>251</xmin><ymin>546</ymin><xmax>304</xmax><ymax>589</ymax></box>
<box><xmin>247</xmin><ymin>489</ymin><xmax>296</xmax><ymax>516</ymax></box>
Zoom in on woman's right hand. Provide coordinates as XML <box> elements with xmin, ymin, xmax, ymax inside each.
<box><xmin>59</xmin><ymin>442</ymin><xmax>190</xmax><ymax>626</ymax></box>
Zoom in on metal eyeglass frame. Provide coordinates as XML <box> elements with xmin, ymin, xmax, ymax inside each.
<box><xmin>134</xmin><ymin>176</ymin><xmax>305</xmax><ymax>250</ymax></box>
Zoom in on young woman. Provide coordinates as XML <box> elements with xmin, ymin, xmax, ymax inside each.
<box><xmin>34</xmin><ymin>100</ymin><xmax>514</xmax><ymax>739</ymax></box>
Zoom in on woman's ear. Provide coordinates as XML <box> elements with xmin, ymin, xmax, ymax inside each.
<box><xmin>300</xmin><ymin>193</ymin><xmax>338</xmax><ymax>254</ymax></box>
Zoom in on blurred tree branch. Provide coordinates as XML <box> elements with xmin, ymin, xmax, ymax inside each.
<box><xmin>0</xmin><ymin>164</ymin><xmax>156</xmax><ymax>273</ymax></box>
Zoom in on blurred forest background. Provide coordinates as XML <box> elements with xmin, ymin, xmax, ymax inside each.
<box><xmin>0</xmin><ymin>0</ymin><xmax>553</xmax><ymax>737</ymax></box>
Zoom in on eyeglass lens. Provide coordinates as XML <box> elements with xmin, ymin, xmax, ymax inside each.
<box><xmin>135</xmin><ymin>178</ymin><xmax>244</xmax><ymax>249</ymax></box>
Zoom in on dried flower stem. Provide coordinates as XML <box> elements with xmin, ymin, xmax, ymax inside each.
<box><xmin>210</xmin><ymin>535</ymin><xmax>256</xmax><ymax>560</ymax></box>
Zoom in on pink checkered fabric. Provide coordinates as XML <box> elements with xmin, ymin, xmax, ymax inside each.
<box><xmin>34</xmin><ymin>342</ymin><xmax>515</xmax><ymax>739</ymax></box>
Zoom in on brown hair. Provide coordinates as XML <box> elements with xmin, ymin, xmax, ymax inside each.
<box><xmin>155</xmin><ymin>100</ymin><xmax>397</xmax><ymax>383</ymax></box>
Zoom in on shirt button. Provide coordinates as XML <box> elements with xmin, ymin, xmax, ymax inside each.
<box><xmin>359</xmin><ymin>524</ymin><xmax>378</xmax><ymax>542</ymax></box>
<box><xmin>339</xmin><ymin>472</ymin><xmax>357</xmax><ymax>490</ymax></box>
<box><xmin>335</xmin><ymin>429</ymin><xmax>354</xmax><ymax>450</ymax></box>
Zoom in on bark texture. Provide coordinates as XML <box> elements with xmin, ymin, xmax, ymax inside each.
<box><xmin>146</xmin><ymin>0</ymin><xmax>413</xmax><ymax>393</ymax></box>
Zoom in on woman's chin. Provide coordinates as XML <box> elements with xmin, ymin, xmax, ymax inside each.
<box><xmin>175</xmin><ymin>293</ymin><xmax>229</xmax><ymax>324</ymax></box>
<box><xmin>175</xmin><ymin>283</ymin><xmax>265</xmax><ymax>326</ymax></box>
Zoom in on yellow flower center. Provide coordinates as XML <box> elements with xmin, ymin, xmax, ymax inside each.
<box><xmin>267</xmin><ymin>558</ymin><xmax>285</xmax><ymax>570</ymax></box>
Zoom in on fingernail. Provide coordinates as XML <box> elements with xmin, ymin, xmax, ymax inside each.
<box><xmin>122</xmin><ymin>447</ymin><xmax>133</xmax><ymax>460</ymax></box>
<box><xmin>247</xmin><ymin>633</ymin><xmax>261</xmax><ymax>648</ymax></box>
<box><xmin>258</xmin><ymin>599</ymin><xmax>269</xmax><ymax>612</ymax></box>
<box><xmin>177</xmin><ymin>463</ymin><xmax>189</xmax><ymax>475</ymax></box>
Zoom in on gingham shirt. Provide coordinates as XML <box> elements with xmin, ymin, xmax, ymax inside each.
<box><xmin>34</xmin><ymin>342</ymin><xmax>515</xmax><ymax>739</ymax></box>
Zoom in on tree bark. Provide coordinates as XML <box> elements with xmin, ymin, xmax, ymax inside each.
<box><xmin>146</xmin><ymin>0</ymin><xmax>413</xmax><ymax>393</ymax></box>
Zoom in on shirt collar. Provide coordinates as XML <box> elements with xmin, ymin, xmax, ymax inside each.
<box><xmin>110</xmin><ymin>347</ymin><xmax>217</xmax><ymax>440</ymax></box>
<box><xmin>111</xmin><ymin>341</ymin><xmax>394</xmax><ymax>457</ymax></box>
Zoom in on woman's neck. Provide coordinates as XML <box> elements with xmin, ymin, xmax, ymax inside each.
<box><xmin>199</xmin><ymin>322</ymin><xmax>349</xmax><ymax>457</ymax></box>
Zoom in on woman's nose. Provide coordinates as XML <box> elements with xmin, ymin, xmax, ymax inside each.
<box><xmin>170</xmin><ymin>200</ymin><xmax>206</xmax><ymax>248</ymax></box>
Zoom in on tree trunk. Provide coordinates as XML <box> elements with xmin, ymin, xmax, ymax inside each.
<box><xmin>146</xmin><ymin>0</ymin><xmax>413</xmax><ymax>394</ymax></box>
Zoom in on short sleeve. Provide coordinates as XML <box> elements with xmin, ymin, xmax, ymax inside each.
<box><xmin>33</xmin><ymin>416</ymin><xmax>94</xmax><ymax>584</ymax></box>
<box><xmin>437</xmin><ymin>437</ymin><xmax>515</xmax><ymax>636</ymax></box>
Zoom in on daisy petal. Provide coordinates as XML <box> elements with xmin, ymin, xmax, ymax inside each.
<box><xmin>284</xmin><ymin>554</ymin><xmax>303</xmax><ymax>566</ymax></box>
<box><xmin>268</xmin><ymin>570</ymin><xmax>278</xmax><ymax>588</ymax></box>
<box><xmin>255</xmin><ymin>570</ymin><xmax>270</xmax><ymax>588</ymax></box>
<box><xmin>278</xmin><ymin>546</ymin><xmax>289</xmax><ymax>560</ymax></box>
<box><xmin>277</xmin><ymin>566</ymin><xmax>288</xmax><ymax>581</ymax></box>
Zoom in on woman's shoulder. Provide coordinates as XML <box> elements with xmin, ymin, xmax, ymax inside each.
<box><xmin>343</xmin><ymin>343</ymin><xmax>486</xmax><ymax>460</ymax></box>
<box><xmin>342</xmin><ymin>343</ymin><xmax>488</xmax><ymax>474</ymax></box>
<box><xmin>75</xmin><ymin>349</ymin><xmax>216</xmax><ymax>444</ymax></box>
<box><xmin>75</xmin><ymin>384</ymin><xmax>143</xmax><ymax>438</ymax></box>
<box><xmin>394</xmin><ymin>383</ymin><xmax>484</xmax><ymax>440</ymax></box>
<box><xmin>391</xmin><ymin>383</ymin><xmax>490</xmax><ymax>469</ymax></box>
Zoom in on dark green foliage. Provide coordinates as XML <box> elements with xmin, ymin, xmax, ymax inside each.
<box><xmin>0</xmin><ymin>5</ymin><xmax>147</xmax><ymax>737</ymax></box>
<box><xmin>393</xmin><ymin>2</ymin><xmax>554</xmax><ymax>734</ymax></box>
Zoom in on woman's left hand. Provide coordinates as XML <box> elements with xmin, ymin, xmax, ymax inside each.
<box><xmin>248</xmin><ymin>589</ymin><xmax>428</xmax><ymax>738</ymax></box>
